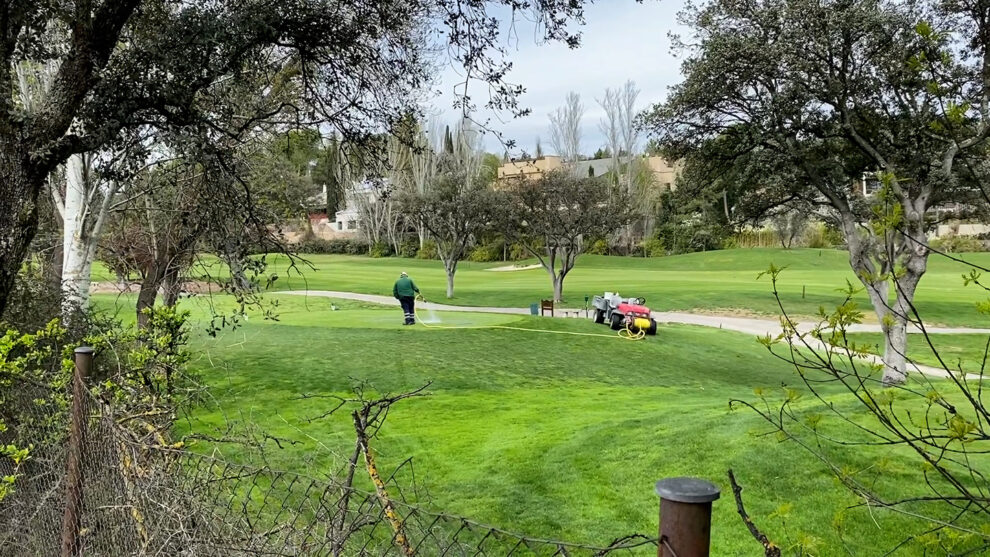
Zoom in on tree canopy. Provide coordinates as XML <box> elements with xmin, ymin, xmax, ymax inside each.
<box><xmin>642</xmin><ymin>0</ymin><xmax>990</xmax><ymax>384</ymax></box>
<box><xmin>0</xmin><ymin>0</ymin><xmax>593</xmax><ymax>318</ymax></box>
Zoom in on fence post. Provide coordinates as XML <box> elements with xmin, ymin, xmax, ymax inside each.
<box><xmin>656</xmin><ymin>477</ymin><xmax>721</xmax><ymax>557</ymax></box>
<box><xmin>61</xmin><ymin>346</ymin><xmax>93</xmax><ymax>557</ymax></box>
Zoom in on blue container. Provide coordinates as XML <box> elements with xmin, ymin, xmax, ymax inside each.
<box><xmin>529</xmin><ymin>303</ymin><xmax>539</xmax><ymax>315</ymax></box>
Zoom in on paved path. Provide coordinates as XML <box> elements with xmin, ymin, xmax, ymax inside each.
<box><xmin>278</xmin><ymin>290</ymin><xmax>990</xmax><ymax>336</ymax></box>
<box><xmin>278</xmin><ymin>290</ymin><xmax>987</xmax><ymax>380</ymax></box>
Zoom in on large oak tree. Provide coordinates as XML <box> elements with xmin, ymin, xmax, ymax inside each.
<box><xmin>643</xmin><ymin>0</ymin><xmax>990</xmax><ymax>385</ymax></box>
<box><xmin>0</xmin><ymin>0</ymin><xmax>591</xmax><ymax>317</ymax></box>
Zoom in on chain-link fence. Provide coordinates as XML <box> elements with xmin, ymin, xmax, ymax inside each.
<box><xmin>1</xmin><ymin>376</ymin><xmax>659</xmax><ymax>556</ymax></box>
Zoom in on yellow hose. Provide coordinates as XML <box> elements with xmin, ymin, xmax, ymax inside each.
<box><xmin>413</xmin><ymin>296</ymin><xmax>646</xmax><ymax>341</ymax></box>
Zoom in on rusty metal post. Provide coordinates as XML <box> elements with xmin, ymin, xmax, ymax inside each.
<box><xmin>61</xmin><ymin>346</ymin><xmax>93</xmax><ymax>557</ymax></box>
<box><xmin>656</xmin><ymin>477</ymin><xmax>721</xmax><ymax>557</ymax></box>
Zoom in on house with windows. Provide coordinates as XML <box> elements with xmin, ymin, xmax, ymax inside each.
<box><xmin>495</xmin><ymin>154</ymin><xmax>680</xmax><ymax>190</ymax></box>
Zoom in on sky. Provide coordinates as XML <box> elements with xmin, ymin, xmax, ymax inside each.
<box><xmin>432</xmin><ymin>0</ymin><xmax>690</xmax><ymax>156</ymax></box>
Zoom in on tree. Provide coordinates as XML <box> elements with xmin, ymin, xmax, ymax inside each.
<box><xmin>404</xmin><ymin>119</ymin><xmax>441</xmax><ymax>249</ymax></box>
<box><xmin>535</xmin><ymin>137</ymin><xmax>543</xmax><ymax>158</ymax></box>
<box><xmin>0</xmin><ymin>0</ymin><xmax>592</xmax><ymax>318</ymax></box>
<box><xmin>736</xmin><ymin>261</ymin><xmax>990</xmax><ymax>554</ymax></box>
<box><xmin>769</xmin><ymin>206</ymin><xmax>809</xmax><ymax>250</ymax></box>
<box><xmin>599</xmin><ymin>80</ymin><xmax>641</xmax><ymax>246</ymax></box>
<box><xmin>401</xmin><ymin>164</ymin><xmax>499</xmax><ymax>298</ymax></box>
<box><xmin>548</xmin><ymin>92</ymin><xmax>585</xmax><ymax>164</ymax></box>
<box><xmin>16</xmin><ymin>61</ymin><xmax>139</xmax><ymax>320</ymax></box>
<box><xmin>502</xmin><ymin>171</ymin><xmax>630</xmax><ymax>301</ymax></box>
<box><xmin>642</xmin><ymin>0</ymin><xmax>990</xmax><ymax>385</ymax></box>
<box><xmin>598</xmin><ymin>90</ymin><xmax>622</xmax><ymax>184</ymax></box>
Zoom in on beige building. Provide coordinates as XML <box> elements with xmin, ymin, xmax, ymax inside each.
<box><xmin>496</xmin><ymin>154</ymin><xmax>680</xmax><ymax>190</ymax></box>
<box><xmin>496</xmin><ymin>155</ymin><xmax>564</xmax><ymax>183</ymax></box>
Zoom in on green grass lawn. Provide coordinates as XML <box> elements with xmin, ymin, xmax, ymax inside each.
<box><xmin>844</xmin><ymin>332</ymin><xmax>990</xmax><ymax>373</ymax></box>
<box><xmin>92</xmin><ymin>292</ymin><xmax>983</xmax><ymax>554</ymax></box>
<box><xmin>187</xmin><ymin>248</ymin><xmax>990</xmax><ymax>328</ymax></box>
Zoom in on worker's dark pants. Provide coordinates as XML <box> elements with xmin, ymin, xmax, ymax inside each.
<box><xmin>399</xmin><ymin>296</ymin><xmax>415</xmax><ymax>325</ymax></box>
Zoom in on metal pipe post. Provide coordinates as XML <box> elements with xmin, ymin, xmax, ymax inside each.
<box><xmin>61</xmin><ymin>346</ymin><xmax>93</xmax><ymax>557</ymax></box>
<box><xmin>656</xmin><ymin>477</ymin><xmax>721</xmax><ymax>557</ymax></box>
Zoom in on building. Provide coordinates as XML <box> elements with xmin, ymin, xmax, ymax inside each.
<box><xmin>495</xmin><ymin>154</ymin><xmax>680</xmax><ymax>190</ymax></box>
<box><xmin>495</xmin><ymin>155</ymin><xmax>563</xmax><ymax>183</ymax></box>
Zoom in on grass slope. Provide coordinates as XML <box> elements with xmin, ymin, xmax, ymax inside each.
<box><xmin>845</xmin><ymin>332</ymin><xmax>990</xmax><ymax>374</ymax></box>
<box><xmin>237</xmin><ymin>249</ymin><xmax>990</xmax><ymax>328</ymax></box>
<box><xmin>91</xmin><ymin>293</ymin><xmax>966</xmax><ymax>554</ymax></box>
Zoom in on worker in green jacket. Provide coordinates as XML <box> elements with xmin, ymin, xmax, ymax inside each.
<box><xmin>393</xmin><ymin>271</ymin><xmax>420</xmax><ymax>325</ymax></box>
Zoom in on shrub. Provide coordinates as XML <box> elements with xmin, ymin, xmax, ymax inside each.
<box><xmin>468</xmin><ymin>240</ymin><xmax>504</xmax><ymax>262</ymax></box>
<box><xmin>369</xmin><ymin>241</ymin><xmax>393</xmax><ymax>258</ymax></box>
<box><xmin>585</xmin><ymin>238</ymin><xmax>609</xmax><ymax>256</ymax></box>
<box><xmin>641</xmin><ymin>237</ymin><xmax>666</xmax><ymax>257</ymax></box>
<box><xmin>655</xmin><ymin>221</ymin><xmax>729</xmax><ymax>254</ymax></box>
<box><xmin>416</xmin><ymin>240</ymin><xmax>438</xmax><ymax>260</ymax></box>
<box><xmin>294</xmin><ymin>238</ymin><xmax>370</xmax><ymax>255</ymax></box>
<box><xmin>397</xmin><ymin>239</ymin><xmax>419</xmax><ymax>258</ymax></box>
<box><xmin>930</xmin><ymin>235</ymin><xmax>985</xmax><ymax>253</ymax></box>
<box><xmin>804</xmin><ymin>222</ymin><xmax>844</xmax><ymax>249</ymax></box>
<box><xmin>508</xmin><ymin>242</ymin><xmax>533</xmax><ymax>261</ymax></box>
<box><xmin>731</xmin><ymin>228</ymin><xmax>778</xmax><ymax>248</ymax></box>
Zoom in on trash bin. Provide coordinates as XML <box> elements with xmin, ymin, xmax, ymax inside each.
<box><xmin>529</xmin><ymin>303</ymin><xmax>539</xmax><ymax>315</ymax></box>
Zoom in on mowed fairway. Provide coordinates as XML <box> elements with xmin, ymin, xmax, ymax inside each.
<box><xmin>251</xmin><ymin>249</ymin><xmax>990</xmax><ymax>328</ymax></box>
<box><xmin>89</xmin><ymin>290</ymin><xmax>976</xmax><ymax>555</ymax></box>
<box><xmin>845</xmin><ymin>332</ymin><xmax>990</xmax><ymax>374</ymax></box>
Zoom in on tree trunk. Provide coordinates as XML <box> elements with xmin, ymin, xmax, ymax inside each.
<box><xmin>552</xmin><ymin>274</ymin><xmax>564</xmax><ymax>302</ymax></box>
<box><xmin>0</xmin><ymin>158</ymin><xmax>44</xmax><ymax>318</ymax></box>
<box><xmin>137</xmin><ymin>263</ymin><xmax>167</xmax><ymax>328</ymax></box>
<box><xmin>162</xmin><ymin>266</ymin><xmax>182</xmax><ymax>307</ymax></box>
<box><xmin>840</xmin><ymin>209</ymin><xmax>928</xmax><ymax>386</ymax></box>
<box><xmin>444</xmin><ymin>260</ymin><xmax>456</xmax><ymax>298</ymax></box>
<box><xmin>61</xmin><ymin>241</ymin><xmax>93</xmax><ymax>321</ymax></box>
<box><xmin>882</xmin><ymin>316</ymin><xmax>909</xmax><ymax>385</ymax></box>
<box><xmin>61</xmin><ymin>154</ymin><xmax>90</xmax><ymax>318</ymax></box>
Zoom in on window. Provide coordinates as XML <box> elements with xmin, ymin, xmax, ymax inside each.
<box><xmin>861</xmin><ymin>172</ymin><xmax>882</xmax><ymax>196</ymax></box>
<box><xmin>337</xmin><ymin>221</ymin><xmax>343</xmax><ymax>230</ymax></box>
<box><xmin>864</xmin><ymin>178</ymin><xmax>882</xmax><ymax>196</ymax></box>
<box><xmin>347</xmin><ymin>220</ymin><xmax>357</xmax><ymax>230</ymax></box>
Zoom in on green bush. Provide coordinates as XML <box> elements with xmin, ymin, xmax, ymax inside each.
<box><xmin>294</xmin><ymin>238</ymin><xmax>370</xmax><ymax>255</ymax></box>
<box><xmin>585</xmin><ymin>238</ymin><xmax>609</xmax><ymax>256</ymax></box>
<box><xmin>508</xmin><ymin>242</ymin><xmax>533</xmax><ymax>261</ymax></box>
<box><xmin>416</xmin><ymin>240</ymin><xmax>438</xmax><ymax>260</ymax></box>
<box><xmin>468</xmin><ymin>241</ymin><xmax>504</xmax><ymax>262</ymax></box>
<box><xmin>655</xmin><ymin>221</ymin><xmax>729</xmax><ymax>254</ymax></box>
<box><xmin>398</xmin><ymin>239</ymin><xmax>419</xmax><ymax>258</ymax></box>
<box><xmin>930</xmin><ymin>235</ymin><xmax>985</xmax><ymax>253</ymax></box>
<box><xmin>640</xmin><ymin>237</ymin><xmax>666</xmax><ymax>257</ymax></box>
<box><xmin>804</xmin><ymin>222</ymin><xmax>844</xmax><ymax>249</ymax></box>
<box><xmin>369</xmin><ymin>241</ymin><xmax>393</xmax><ymax>258</ymax></box>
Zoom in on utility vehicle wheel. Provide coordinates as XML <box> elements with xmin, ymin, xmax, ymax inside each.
<box><xmin>646</xmin><ymin>319</ymin><xmax>658</xmax><ymax>336</ymax></box>
<box><xmin>610</xmin><ymin>313</ymin><xmax>624</xmax><ymax>330</ymax></box>
<box><xmin>593</xmin><ymin>309</ymin><xmax>605</xmax><ymax>324</ymax></box>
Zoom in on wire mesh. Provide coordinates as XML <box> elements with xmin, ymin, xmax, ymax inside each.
<box><xmin>0</xmin><ymin>390</ymin><xmax>658</xmax><ymax>556</ymax></box>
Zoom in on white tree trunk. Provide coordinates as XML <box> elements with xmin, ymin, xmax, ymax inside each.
<box><xmin>59</xmin><ymin>153</ymin><xmax>118</xmax><ymax>320</ymax></box>
<box><xmin>840</xmin><ymin>210</ymin><xmax>928</xmax><ymax>386</ymax></box>
<box><xmin>882</xmin><ymin>316</ymin><xmax>909</xmax><ymax>385</ymax></box>
<box><xmin>61</xmin><ymin>154</ymin><xmax>93</xmax><ymax>317</ymax></box>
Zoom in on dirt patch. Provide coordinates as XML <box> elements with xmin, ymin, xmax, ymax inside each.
<box><xmin>90</xmin><ymin>280</ymin><xmax>221</xmax><ymax>295</ymax></box>
<box><xmin>485</xmin><ymin>264</ymin><xmax>542</xmax><ymax>272</ymax></box>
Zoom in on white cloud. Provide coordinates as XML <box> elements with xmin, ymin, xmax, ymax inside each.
<box><xmin>433</xmin><ymin>0</ymin><xmax>690</xmax><ymax>154</ymax></box>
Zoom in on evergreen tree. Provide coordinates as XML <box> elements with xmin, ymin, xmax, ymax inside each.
<box><xmin>444</xmin><ymin>125</ymin><xmax>455</xmax><ymax>154</ymax></box>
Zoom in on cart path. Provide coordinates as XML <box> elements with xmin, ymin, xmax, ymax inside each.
<box><xmin>278</xmin><ymin>290</ymin><xmax>988</xmax><ymax>380</ymax></box>
<box><xmin>277</xmin><ymin>290</ymin><xmax>990</xmax><ymax>337</ymax></box>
